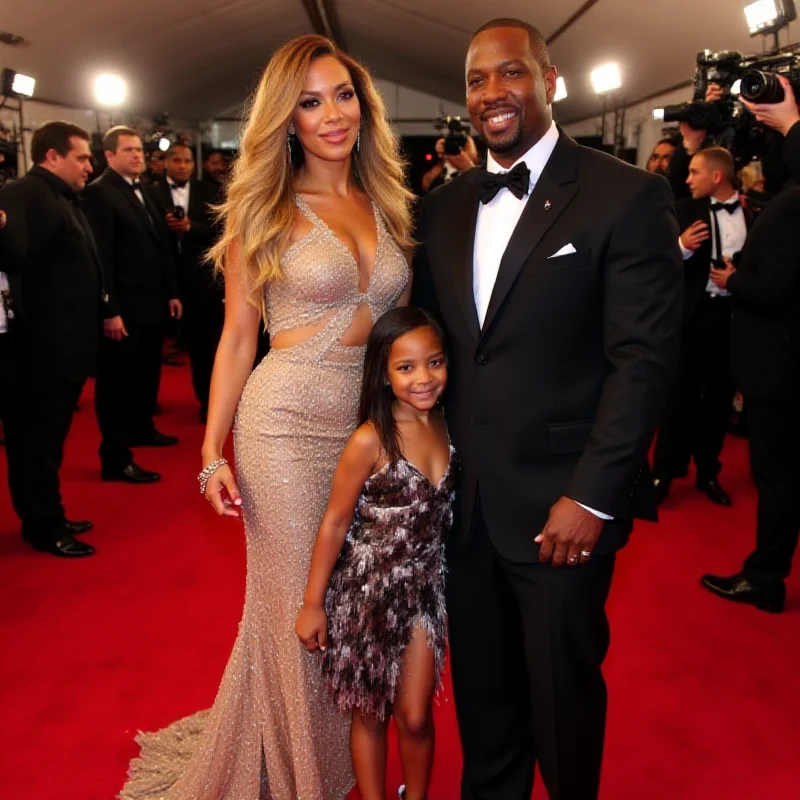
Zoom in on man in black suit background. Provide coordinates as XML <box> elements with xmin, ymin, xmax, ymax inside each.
<box><xmin>651</xmin><ymin>147</ymin><xmax>747</xmax><ymax>507</ymax></box>
<box><xmin>0</xmin><ymin>122</ymin><xmax>102</xmax><ymax>557</ymax></box>
<box><xmin>150</xmin><ymin>143</ymin><xmax>223</xmax><ymax>422</ymax></box>
<box><xmin>413</xmin><ymin>19</ymin><xmax>682</xmax><ymax>799</ymax></box>
<box><xmin>701</xmin><ymin>77</ymin><xmax>800</xmax><ymax>614</ymax></box>
<box><xmin>83</xmin><ymin>127</ymin><xmax>182</xmax><ymax>484</ymax></box>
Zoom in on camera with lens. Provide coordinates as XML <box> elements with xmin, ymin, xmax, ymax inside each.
<box><xmin>172</xmin><ymin>206</ymin><xmax>185</xmax><ymax>220</ymax></box>
<box><xmin>434</xmin><ymin>115</ymin><xmax>471</xmax><ymax>155</ymax></box>
<box><xmin>659</xmin><ymin>45</ymin><xmax>800</xmax><ymax>165</ymax></box>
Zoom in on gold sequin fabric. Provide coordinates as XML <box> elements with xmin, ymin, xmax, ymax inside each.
<box><xmin>323</xmin><ymin>447</ymin><xmax>456</xmax><ymax>721</ymax></box>
<box><xmin>119</xmin><ymin>195</ymin><xmax>410</xmax><ymax>800</ymax></box>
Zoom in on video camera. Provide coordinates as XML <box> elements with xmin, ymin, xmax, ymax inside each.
<box><xmin>434</xmin><ymin>115</ymin><xmax>471</xmax><ymax>155</ymax></box>
<box><xmin>659</xmin><ymin>45</ymin><xmax>800</xmax><ymax>166</ymax></box>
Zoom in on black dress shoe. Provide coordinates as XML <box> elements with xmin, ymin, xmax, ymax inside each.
<box><xmin>701</xmin><ymin>573</ymin><xmax>785</xmax><ymax>613</ymax></box>
<box><xmin>129</xmin><ymin>430</ymin><xmax>179</xmax><ymax>447</ymax></box>
<box><xmin>101</xmin><ymin>462</ymin><xmax>161</xmax><ymax>483</ymax></box>
<box><xmin>31</xmin><ymin>534</ymin><xmax>96</xmax><ymax>558</ymax></box>
<box><xmin>696</xmin><ymin>478</ymin><xmax>732</xmax><ymax>506</ymax></box>
<box><xmin>65</xmin><ymin>519</ymin><xmax>93</xmax><ymax>535</ymax></box>
<box><xmin>652</xmin><ymin>477</ymin><xmax>672</xmax><ymax>506</ymax></box>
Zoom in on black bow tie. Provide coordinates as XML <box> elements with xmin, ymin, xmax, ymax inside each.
<box><xmin>130</xmin><ymin>180</ymin><xmax>142</xmax><ymax>190</ymax></box>
<box><xmin>169</xmin><ymin>180</ymin><xmax>188</xmax><ymax>190</ymax></box>
<box><xmin>475</xmin><ymin>162</ymin><xmax>531</xmax><ymax>204</ymax></box>
<box><xmin>710</xmin><ymin>199</ymin><xmax>740</xmax><ymax>214</ymax></box>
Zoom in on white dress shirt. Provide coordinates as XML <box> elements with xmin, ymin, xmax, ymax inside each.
<box><xmin>0</xmin><ymin>271</ymin><xmax>10</xmax><ymax>333</ymax></box>
<box><xmin>168</xmin><ymin>179</ymin><xmax>190</xmax><ymax>212</ymax></box>
<box><xmin>679</xmin><ymin>192</ymin><xmax>746</xmax><ymax>298</ymax></box>
<box><xmin>472</xmin><ymin>121</ymin><xmax>612</xmax><ymax>521</ymax></box>
<box><xmin>123</xmin><ymin>174</ymin><xmax>147</xmax><ymax>206</ymax></box>
<box><xmin>473</xmin><ymin>121</ymin><xmax>559</xmax><ymax>327</ymax></box>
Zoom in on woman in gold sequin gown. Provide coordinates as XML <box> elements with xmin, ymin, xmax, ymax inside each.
<box><xmin>120</xmin><ymin>35</ymin><xmax>413</xmax><ymax>800</ymax></box>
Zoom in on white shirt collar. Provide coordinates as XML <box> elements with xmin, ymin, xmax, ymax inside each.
<box><xmin>713</xmin><ymin>191</ymin><xmax>739</xmax><ymax>205</ymax></box>
<box><xmin>486</xmin><ymin>121</ymin><xmax>560</xmax><ymax>190</ymax></box>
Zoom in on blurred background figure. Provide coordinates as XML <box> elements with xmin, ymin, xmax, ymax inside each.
<box><xmin>202</xmin><ymin>148</ymin><xmax>228</xmax><ymax>188</ymax></box>
<box><xmin>646</xmin><ymin>137</ymin><xmax>677</xmax><ymax>174</ymax></box>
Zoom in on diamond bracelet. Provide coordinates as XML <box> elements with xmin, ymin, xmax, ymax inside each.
<box><xmin>197</xmin><ymin>458</ymin><xmax>229</xmax><ymax>494</ymax></box>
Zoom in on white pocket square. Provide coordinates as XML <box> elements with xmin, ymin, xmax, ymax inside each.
<box><xmin>548</xmin><ymin>243</ymin><xmax>577</xmax><ymax>259</ymax></box>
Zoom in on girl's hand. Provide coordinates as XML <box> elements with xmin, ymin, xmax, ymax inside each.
<box><xmin>204</xmin><ymin>463</ymin><xmax>243</xmax><ymax>517</ymax></box>
<box><xmin>296</xmin><ymin>605</ymin><xmax>328</xmax><ymax>652</ymax></box>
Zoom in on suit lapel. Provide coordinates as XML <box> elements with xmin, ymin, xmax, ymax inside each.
<box><xmin>107</xmin><ymin>170</ymin><xmax>160</xmax><ymax>243</ymax></box>
<box><xmin>480</xmin><ymin>132</ymin><xmax>580</xmax><ymax>338</ymax></box>
<box><xmin>450</xmin><ymin>173</ymin><xmax>481</xmax><ymax>340</ymax></box>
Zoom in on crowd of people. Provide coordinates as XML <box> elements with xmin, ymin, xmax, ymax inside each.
<box><xmin>1</xmin><ymin>13</ymin><xmax>799</xmax><ymax>800</ymax></box>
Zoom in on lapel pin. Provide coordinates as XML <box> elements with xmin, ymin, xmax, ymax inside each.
<box><xmin>544</xmin><ymin>200</ymin><xmax>552</xmax><ymax>210</ymax></box>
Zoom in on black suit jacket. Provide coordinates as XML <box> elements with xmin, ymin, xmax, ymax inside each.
<box><xmin>82</xmin><ymin>168</ymin><xmax>179</xmax><ymax>325</ymax></box>
<box><xmin>148</xmin><ymin>178</ymin><xmax>223</xmax><ymax>308</ymax></box>
<box><xmin>727</xmin><ymin>186</ymin><xmax>800</xmax><ymax>399</ymax></box>
<box><xmin>675</xmin><ymin>196</ymin><xmax>752</xmax><ymax>323</ymax></box>
<box><xmin>0</xmin><ymin>166</ymin><xmax>104</xmax><ymax>382</ymax></box>
<box><xmin>412</xmin><ymin>131</ymin><xmax>683</xmax><ymax>562</ymax></box>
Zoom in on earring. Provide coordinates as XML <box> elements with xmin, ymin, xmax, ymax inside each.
<box><xmin>287</xmin><ymin>133</ymin><xmax>294</xmax><ymax>165</ymax></box>
<box><xmin>356</xmin><ymin>128</ymin><xmax>361</xmax><ymax>153</ymax></box>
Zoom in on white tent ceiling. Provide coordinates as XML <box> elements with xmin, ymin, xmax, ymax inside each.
<box><xmin>1</xmin><ymin>0</ymin><xmax>793</xmax><ymax>124</ymax></box>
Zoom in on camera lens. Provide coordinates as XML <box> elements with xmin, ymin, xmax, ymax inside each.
<box><xmin>740</xmin><ymin>70</ymin><xmax>785</xmax><ymax>104</ymax></box>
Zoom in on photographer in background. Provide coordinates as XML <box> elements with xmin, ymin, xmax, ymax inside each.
<box><xmin>740</xmin><ymin>74</ymin><xmax>800</xmax><ymax>181</ymax></box>
<box><xmin>667</xmin><ymin>121</ymin><xmax>711</xmax><ymax>200</ymax></box>
<box><xmin>151</xmin><ymin>143</ymin><xmax>223</xmax><ymax>423</ymax></box>
<box><xmin>421</xmin><ymin>133</ymin><xmax>479</xmax><ymax>194</ymax></box>
<box><xmin>646</xmin><ymin>137</ymin><xmax>677</xmax><ymax>174</ymax></box>
<box><xmin>699</xmin><ymin>78</ymin><xmax>800</xmax><ymax>613</ymax></box>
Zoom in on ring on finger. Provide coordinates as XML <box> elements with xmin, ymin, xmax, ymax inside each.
<box><xmin>567</xmin><ymin>555</ymin><xmax>579</xmax><ymax>565</ymax></box>
<box><xmin>580</xmin><ymin>550</ymin><xmax>592</xmax><ymax>559</ymax></box>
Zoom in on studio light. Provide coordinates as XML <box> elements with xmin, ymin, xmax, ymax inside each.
<box><xmin>1</xmin><ymin>68</ymin><xmax>35</xmax><ymax>98</ymax></box>
<box><xmin>553</xmin><ymin>76</ymin><xmax>568</xmax><ymax>102</ymax></box>
<box><xmin>652</xmin><ymin>108</ymin><xmax>665</xmax><ymax>121</ymax></box>
<box><xmin>591</xmin><ymin>63</ymin><xmax>622</xmax><ymax>95</ymax></box>
<box><xmin>94</xmin><ymin>73</ymin><xmax>127</xmax><ymax>107</ymax></box>
<box><xmin>744</xmin><ymin>0</ymin><xmax>797</xmax><ymax>36</ymax></box>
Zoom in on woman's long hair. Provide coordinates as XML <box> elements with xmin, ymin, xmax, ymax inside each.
<box><xmin>208</xmin><ymin>35</ymin><xmax>415</xmax><ymax>317</ymax></box>
<box><xmin>359</xmin><ymin>307</ymin><xmax>446</xmax><ymax>464</ymax></box>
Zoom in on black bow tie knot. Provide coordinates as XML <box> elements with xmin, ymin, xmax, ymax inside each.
<box><xmin>710</xmin><ymin>199</ymin><xmax>740</xmax><ymax>214</ymax></box>
<box><xmin>170</xmin><ymin>180</ymin><xmax>188</xmax><ymax>190</ymax></box>
<box><xmin>476</xmin><ymin>162</ymin><xmax>531</xmax><ymax>204</ymax></box>
<box><xmin>130</xmin><ymin>180</ymin><xmax>142</xmax><ymax>190</ymax></box>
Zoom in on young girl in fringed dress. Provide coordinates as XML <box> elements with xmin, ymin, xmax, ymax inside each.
<box><xmin>297</xmin><ymin>307</ymin><xmax>455</xmax><ymax>800</ymax></box>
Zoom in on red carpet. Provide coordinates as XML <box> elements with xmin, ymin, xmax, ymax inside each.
<box><xmin>1</xmin><ymin>362</ymin><xmax>799</xmax><ymax>800</ymax></box>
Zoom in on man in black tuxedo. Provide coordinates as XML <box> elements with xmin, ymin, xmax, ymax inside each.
<box><xmin>0</xmin><ymin>122</ymin><xmax>103</xmax><ymax>557</ymax></box>
<box><xmin>150</xmin><ymin>143</ymin><xmax>223</xmax><ymax>422</ymax></box>
<box><xmin>83</xmin><ymin>127</ymin><xmax>182</xmax><ymax>484</ymax></box>
<box><xmin>701</xmin><ymin>82</ymin><xmax>800</xmax><ymax>614</ymax></box>
<box><xmin>412</xmin><ymin>19</ymin><xmax>682</xmax><ymax>799</ymax></box>
<box><xmin>651</xmin><ymin>147</ymin><xmax>747</xmax><ymax>507</ymax></box>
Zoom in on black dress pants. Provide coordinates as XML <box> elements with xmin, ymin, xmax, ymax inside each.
<box><xmin>0</xmin><ymin>333</ymin><xmax>84</xmax><ymax>543</ymax></box>
<box><xmin>96</xmin><ymin>320</ymin><xmax>163</xmax><ymax>471</ymax></box>
<box><xmin>652</xmin><ymin>295</ymin><xmax>733</xmax><ymax>482</ymax></box>
<box><xmin>447</xmin><ymin>502</ymin><xmax>616</xmax><ymax>800</ymax></box>
<box><xmin>183</xmin><ymin>297</ymin><xmax>223</xmax><ymax>412</ymax></box>
<box><xmin>742</xmin><ymin>396</ymin><xmax>800</xmax><ymax>588</ymax></box>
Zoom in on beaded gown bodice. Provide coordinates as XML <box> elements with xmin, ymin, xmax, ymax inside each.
<box><xmin>266</xmin><ymin>195</ymin><xmax>409</xmax><ymax>354</ymax></box>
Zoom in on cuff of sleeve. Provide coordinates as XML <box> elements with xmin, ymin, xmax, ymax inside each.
<box><xmin>679</xmin><ymin>239</ymin><xmax>693</xmax><ymax>260</ymax></box>
<box><xmin>573</xmin><ymin>500</ymin><xmax>613</xmax><ymax>521</ymax></box>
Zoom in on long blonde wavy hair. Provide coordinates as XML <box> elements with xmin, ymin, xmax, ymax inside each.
<box><xmin>209</xmin><ymin>35</ymin><xmax>415</xmax><ymax>316</ymax></box>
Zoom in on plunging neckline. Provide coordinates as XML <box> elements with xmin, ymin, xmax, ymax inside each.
<box><xmin>295</xmin><ymin>194</ymin><xmax>381</xmax><ymax>295</ymax></box>
<box><xmin>369</xmin><ymin>445</ymin><xmax>455</xmax><ymax>489</ymax></box>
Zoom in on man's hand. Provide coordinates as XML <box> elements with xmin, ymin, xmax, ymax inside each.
<box><xmin>679</xmin><ymin>122</ymin><xmax>707</xmax><ymax>156</ymax></box>
<box><xmin>169</xmin><ymin>298</ymin><xmax>183</xmax><ymax>319</ymax></box>
<box><xmin>0</xmin><ymin>209</ymin><xmax>6</xmax><ymax>230</ymax></box>
<box><xmin>741</xmin><ymin>75</ymin><xmax>800</xmax><ymax>137</ymax></box>
<box><xmin>166</xmin><ymin>213</ymin><xmax>191</xmax><ymax>234</ymax></box>
<box><xmin>709</xmin><ymin>257</ymin><xmax>736</xmax><ymax>289</ymax></box>
<box><xmin>535</xmin><ymin>497</ymin><xmax>604</xmax><ymax>567</ymax></box>
<box><xmin>679</xmin><ymin>220</ymin><xmax>710</xmax><ymax>251</ymax></box>
<box><xmin>705</xmin><ymin>83</ymin><xmax>725</xmax><ymax>104</ymax></box>
<box><xmin>103</xmin><ymin>315</ymin><xmax>128</xmax><ymax>341</ymax></box>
